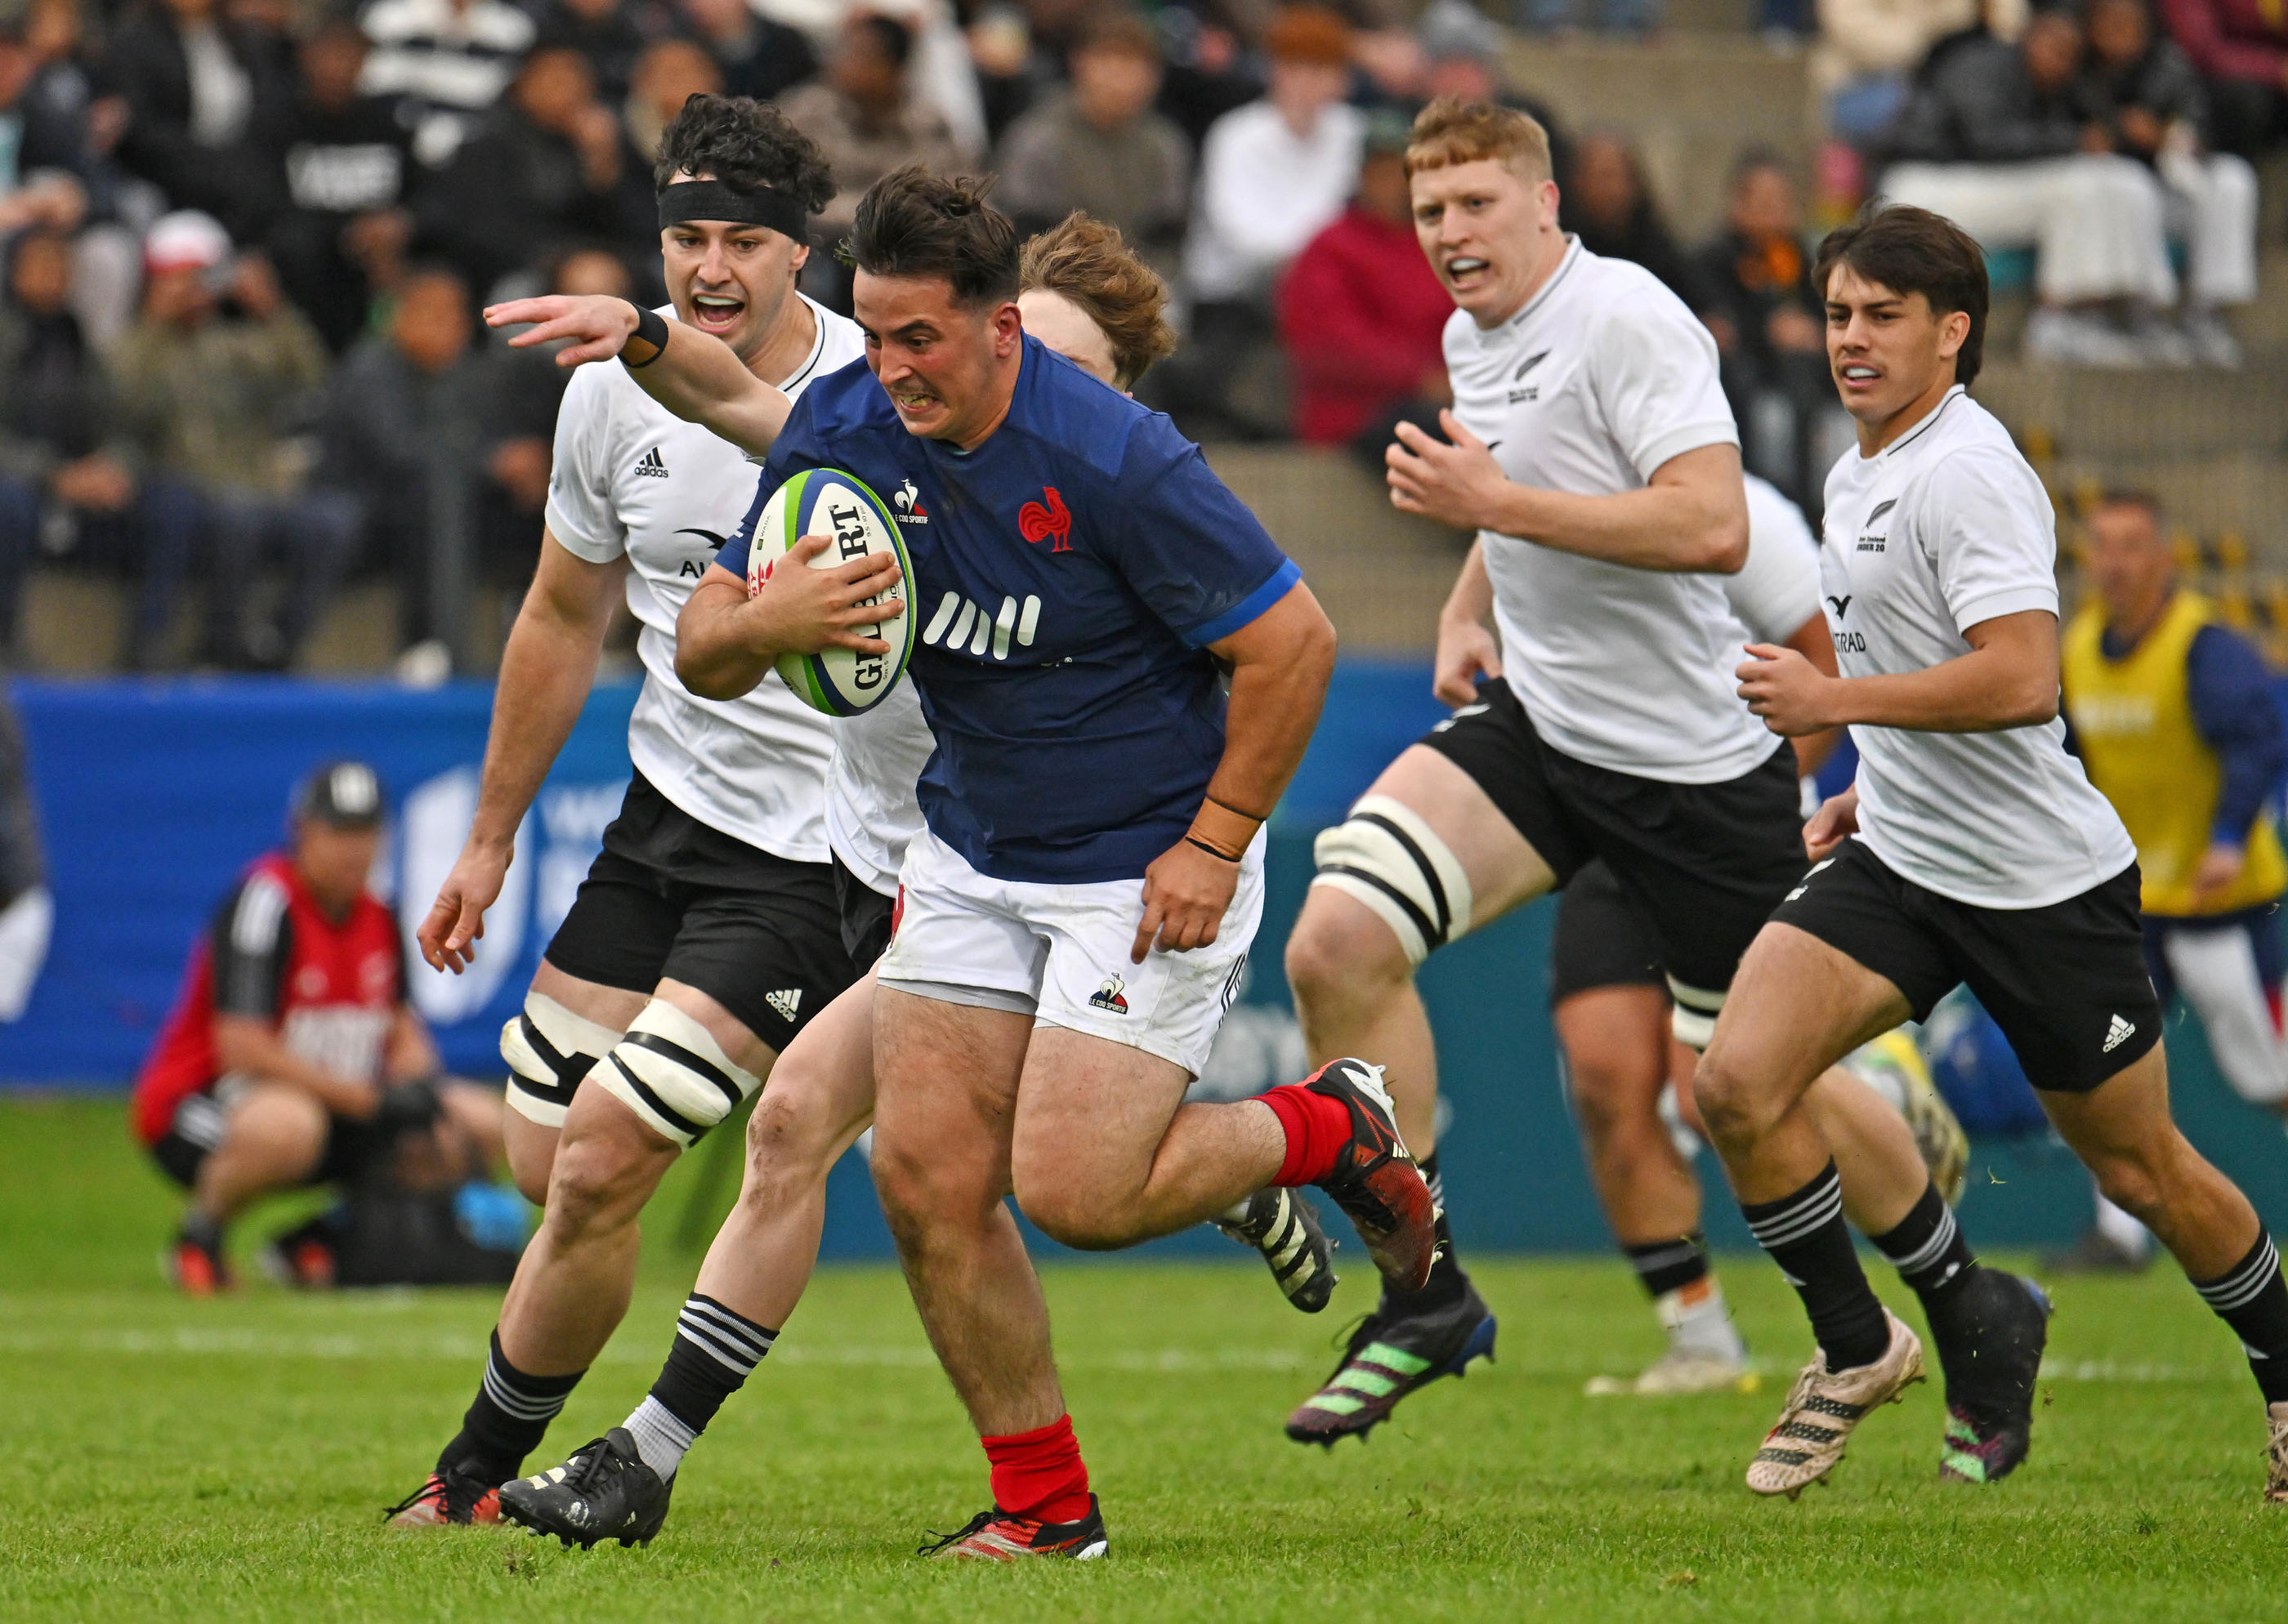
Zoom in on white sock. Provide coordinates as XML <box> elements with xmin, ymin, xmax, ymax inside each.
<box><xmin>2093</xmin><ymin>1190</ymin><xmax>2154</xmax><ymax>1259</ymax></box>
<box><xmin>1658</xmin><ymin>1277</ymin><xmax>1747</xmax><ymax>1363</ymax></box>
<box><xmin>623</xmin><ymin>1394</ymin><xmax>697</xmax><ymax>1482</ymax></box>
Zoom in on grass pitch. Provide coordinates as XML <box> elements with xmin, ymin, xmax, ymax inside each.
<box><xmin>2</xmin><ymin>1097</ymin><xmax>2281</xmax><ymax>1622</ymax></box>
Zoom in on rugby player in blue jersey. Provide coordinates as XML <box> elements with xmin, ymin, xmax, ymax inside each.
<box><xmin>676</xmin><ymin>169</ymin><xmax>1436</xmax><ymax>1559</ymax></box>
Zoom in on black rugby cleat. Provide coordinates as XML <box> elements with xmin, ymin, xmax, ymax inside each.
<box><xmin>498</xmin><ymin>1428</ymin><xmax>674</xmax><ymax>1548</ymax></box>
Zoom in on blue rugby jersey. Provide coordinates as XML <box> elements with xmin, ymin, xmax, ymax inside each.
<box><xmin>720</xmin><ymin>337</ymin><xmax>1300</xmax><ymax>885</ymax></box>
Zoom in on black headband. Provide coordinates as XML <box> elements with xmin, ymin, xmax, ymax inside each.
<box><xmin>657</xmin><ymin>180</ymin><xmax>810</xmax><ymax>239</ymax></box>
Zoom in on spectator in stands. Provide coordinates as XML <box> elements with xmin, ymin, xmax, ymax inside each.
<box><xmin>416</xmin><ymin>45</ymin><xmax>642</xmax><ymax>299</ymax></box>
<box><xmin>1694</xmin><ymin>152</ymin><xmax>1835</xmax><ymax>506</ymax></box>
<box><xmin>677</xmin><ymin>0</ymin><xmax>816</xmax><ymax>102</ymax></box>
<box><xmin>995</xmin><ymin>9</ymin><xmax>1191</xmax><ymax>275</ymax></box>
<box><xmin>622</xmin><ymin>36</ymin><xmax>724</xmax><ymax>163</ymax></box>
<box><xmin>315</xmin><ymin>263</ymin><xmax>486</xmax><ymax>667</ymax></box>
<box><xmin>1151</xmin><ymin>1</ymin><xmax>1263</xmax><ymax>150</ymax></box>
<box><xmin>2053</xmin><ymin>491</ymin><xmax>2288</xmax><ymax>1271</ymax></box>
<box><xmin>131</xmin><ymin>759</ymin><xmax>505</xmax><ymax>1295</ymax></box>
<box><xmin>0</xmin><ymin>229</ymin><xmax>201</xmax><ymax>667</ymax></box>
<box><xmin>1416</xmin><ymin>0</ymin><xmax>1573</xmax><ymax>184</ymax></box>
<box><xmin>111</xmin><ymin>212</ymin><xmax>355</xmax><ymax>671</ymax></box>
<box><xmin>267</xmin><ymin>16</ymin><xmax>418</xmax><ymax>354</ymax></box>
<box><xmin>1813</xmin><ymin>0</ymin><xmax>2029</xmax><ymax>143</ymax></box>
<box><xmin>1276</xmin><ymin>110</ymin><xmax>1450</xmax><ymax>460</ymax></box>
<box><xmin>1564</xmin><ymin>132</ymin><xmax>1709</xmax><ymax>312</ymax></box>
<box><xmin>358</xmin><ymin>0</ymin><xmax>538</xmax><ymax>169</ymax></box>
<box><xmin>1182</xmin><ymin>6</ymin><xmax>1361</xmax><ymax>310</ymax></box>
<box><xmin>534</xmin><ymin>0</ymin><xmax>650</xmax><ymax>105</ymax></box>
<box><xmin>2082</xmin><ymin>0</ymin><xmax>2256</xmax><ymax>365</ymax></box>
<box><xmin>780</xmin><ymin>13</ymin><xmax>969</xmax><ymax>249</ymax></box>
<box><xmin>1882</xmin><ymin>1</ymin><xmax>2192</xmax><ymax>365</ymax></box>
<box><xmin>2159</xmin><ymin>0</ymin><xmax>2288</xmax><ymax>157</ymax></box>
<box><xmin>16</xmin><ymin>0</ymin><xmax>144</xmax><ymax>348</ymax></box>
<box><xmin>106</xmin><ymin>0</ymin><xmax>293</xmax><ymax>241</ymax></box>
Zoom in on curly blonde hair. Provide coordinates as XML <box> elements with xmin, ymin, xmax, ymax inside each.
<box><xmin>1017</xmin><ymin>212</ymin><xmax>1178</xmax><ymax>390</ymax></box>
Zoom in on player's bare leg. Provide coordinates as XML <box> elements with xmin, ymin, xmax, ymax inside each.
<box><xmin>1280</xmin><ymin>746</ymin><xmax>1551</xmax><ymax>1440</ymax></box>
<box><xmin>501</xmin><ymin>962</ymin><xmax>647</xmax><ymax>1203</ymax></box>
<box><xmin>1696</xmin><ymin>925</ymin><xmax>2044</xmax><ymax>1491</ymax></box>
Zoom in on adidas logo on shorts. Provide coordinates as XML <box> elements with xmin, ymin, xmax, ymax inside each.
<box><xmin>2103</xmin><ymin>1014</ymin><xmax>2137</xmax><ymax>1053</ymax></box>
<box><xmin>766</xmin><ymin>988</ymin><xmax>802</xmax><ymax>1022</ymax></box>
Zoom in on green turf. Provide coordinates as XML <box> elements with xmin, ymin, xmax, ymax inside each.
<box><xmin>2</xmin><ymin>1096</ymin><xmax>2281</xmax><ymax>1622</ymax></box>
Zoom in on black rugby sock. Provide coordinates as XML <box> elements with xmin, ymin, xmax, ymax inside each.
<box><xmin>624</xmin><ymin>1293</ymin><xmax>778</xmax><ymax>1479</ymax></box>
<box><xmin>1624</xmin><ymin>1233</ymin><xmax>1712</xmax><ymax>1300</ymax></box>
<box><xmin>1741</xmin><ymin>1162</ymin><xmax>1891</xmax><ymax>1372</ymax></box>
<box><xmin>2192</xmin><ymin>1232</ymin><xmax>2288</xmax><ymax>1405</ymax></box>
<box><xmin>1869</xmin><ymin>1181</ymin><xmax>1979</xmax><ymax>1330</ymax></box>
<box><xmin>1383</xmin><ymin>1151</ymin><xmax>1469</xmax><ymax>1314</ymax></box>
<box><xmin>436</xmin><ymin>1328</ymin><xmax>586</xmax><ymax>1482</ymax></box>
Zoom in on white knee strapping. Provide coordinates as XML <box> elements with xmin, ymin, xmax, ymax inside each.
<box><xmin>2162</xmin><ymin>927</ymin><xmax>2288</xmax><ymax>1106</ymax></box>
<box><xmin>1308</xmin><ymin>794</ymin><xmax>1474</xmax><ymax>968</ymax></box>
<box><xmin>1667</xmin><ymin>975</ymin><xmax>1725</xmax><ymax>1053</ymax></box>
<box><xmin>590</xmin><ymin>998</ymin><xmax>762</xmax><ymax>1147</ymax></box>
<box><xmin>501</xmin><ymin>992</ymin><xmax>622</xmax><ymax>1128</ymax></box>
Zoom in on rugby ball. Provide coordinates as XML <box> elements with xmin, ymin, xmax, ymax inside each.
<box><xmin>745</xmin><ymin>467</ymin><xmax>915</xmax><ymax>716</ymax></box>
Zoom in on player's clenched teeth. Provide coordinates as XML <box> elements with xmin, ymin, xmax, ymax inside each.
<box><xmin>1443</xmin><ymin>257</ymin><xmax>1490</xmax><ymax>280</ymax></box>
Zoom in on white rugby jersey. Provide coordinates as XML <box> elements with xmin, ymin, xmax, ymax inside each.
<box><xmin>1447</xmin><ymin>239</ymin><xmax>1772</xmax><ymax>784</ymax></box>
<box><xmin>1820</xmin><ymin>386</ymin><xmax>2134</xmax><ymax>908</ymax></box>
<box><xmin>547</xmin><ymin>296</ymin><xmax>863</xmax><ymax>863</ymax></box>
<box><xmin>1728</xmin><ymin>474</ymin><xmax>1821</xmax><ymax>645</ymax></box>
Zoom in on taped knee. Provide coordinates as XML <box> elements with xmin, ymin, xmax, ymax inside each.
<box><xmin>1307</xmin><ymin>795</ymin><xmax>1474</xmax><ymax>968</ymax></box>
<box><xmin>589</xmin><ymin>998</ymin><xmax>761</xmax><ymax>1149</ymax></box>
<box><xmin>1667</xmin><ymin>975</ymin><xmax>1725</xmax><ymax>1053</ymax></box>
<box><xmin>501</xmin><ymin>993</ymin><xmax>620</xmax><ymax>1128</ymax></box>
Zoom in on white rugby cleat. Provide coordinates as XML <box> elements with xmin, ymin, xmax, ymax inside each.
<box><xmin>1746</xmin><ymin>1309</ymin><xmax>1924</xmax><ymax>1498</ymax></box>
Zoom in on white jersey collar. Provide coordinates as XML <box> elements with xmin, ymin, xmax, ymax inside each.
<box><xmin>1870</xmin><ymin>384</ymin><xmax>1967</xmax><ymax>465</ymax></box>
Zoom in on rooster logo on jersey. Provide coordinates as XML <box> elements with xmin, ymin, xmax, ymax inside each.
<box><xmin>1019</xmin><ymin>486</ymin><xmax>1072</xmax><ymax>552</ymax></box>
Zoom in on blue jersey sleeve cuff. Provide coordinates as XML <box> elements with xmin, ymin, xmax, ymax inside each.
<box><xmin>1185</xmin><ymin>557</ymin><xmax>1301</xmax><ymax>649</ymax></box>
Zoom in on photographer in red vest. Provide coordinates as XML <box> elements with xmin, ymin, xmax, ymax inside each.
<box><xmin>133</xmin><ymin>761</ymin><xmax>504</xmax><ymax>1292</ymax></box>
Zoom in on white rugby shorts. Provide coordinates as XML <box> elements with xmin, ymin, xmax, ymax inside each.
<box><xmin>879</xmin><ymin>828</ymin><xmax>1263</xmax><ymax>1077</ymax></box>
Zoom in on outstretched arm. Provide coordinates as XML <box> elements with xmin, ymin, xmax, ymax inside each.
<box><xmin>485</xmin><ymin>295</ymin><xmax>792</xmax><ymax>456</ymax></box>
<box><xmin>1388</xmin><ymin>417</ymin><xmax>1749</xmax><ymax>574</ymax></box>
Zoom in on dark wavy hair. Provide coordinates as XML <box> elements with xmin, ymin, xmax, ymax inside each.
<box><xmin>1812</xmin><ymin>201</ymin><xmax>1989</xmax><ymax>389</ymax></box>
<box><xmin>847</xmin><ymin>167</ymin><xmax>1021</xmax><ymax>309</ymax></box>
<box><xmin>652</xmin><ymin>94</ymin><xmax>835</xmax><ymax>215</ymax></box>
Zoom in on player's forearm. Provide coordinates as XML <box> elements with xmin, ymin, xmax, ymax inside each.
<box><xmin>1439</xmin><ymin>541</ymin><xmax>1495</xmax><ymax>632</ymax></box>
<box><xmin>212</xmin><ymin>1019</ymin><xmax>363</xmax><ymax>1109</ymax></box>
<box><xmin>1483</xmin><ymin>479</ymin><xmax>1747</xmax><ymax>573</ymax></box>
<box><xmin>1827</xmin><ymin>647</ymin><xmax>2058</xmax><ymax>734</ymax></box>
<box><xmin>469</xmin><ymin>592</ymin><xmax>610</xmax><ymax>850</ymax></box>
<box><xmin>628</xmin><ymin>323</ymin><xmax>790</xmax><ymax>456</ymax></box>
<box><xmin>1204</xmin><ymin>596</ymin><xmax>1337</xmax><ymax>828</ymax></box>
<box><xmin>1784</xmin><ymin>613</ymin><xmax>1843</xmax><ymax>774</ymax></box>
<box><xmin>675</xmin><ymin>577</ymin><xmax>778</xmax><ymax>700</ymax></box>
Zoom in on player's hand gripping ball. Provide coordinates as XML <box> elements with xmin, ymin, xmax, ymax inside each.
<box><xmin>747</xmin><ymin>468</ymin><xmax>916</xmax><ymax>716</ymax></box>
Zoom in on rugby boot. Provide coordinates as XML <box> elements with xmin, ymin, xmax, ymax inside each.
<box><xmin>382</xmin><ymin>1465</ymin><xmax>503</xmax><ymax>1528</ymax></box>
<box><xmin>921</xmin><ymin>1496</ymin><xmax>1110</xmax><ymax>1560</ymax></box>
<box><xmin>498</xmin><ymin>1429</ymin><xmax>674</xmax><ymax>1549</ymax></box>
<box><xmin>1747</xmin><ymin>1308</ymin><xmax>1925</xmax><ymax>1497</ymax></box>
<box><xmin>1302</xmin><ymin>1058</ymin><xmax>1439</xmax><ymax>1294</ymax></box>
<box><xmin>165</xmin><ymin>1224</ymin><xmax>231</xmax><ymax>1296</ymax></box>
<box><xmin>1585</xmin><ymin>1345</ymin><xmax>1758</xmax><ymax>1397</ymax></box>
<box><xmin>1935</xmin><ymin>1271</ymin><xmax>2052</xmax><ymax>1484</ymax></box>
<box><xmin>1218</xmin><ymin>1187</ymin><xmax>1338</xmax><ymax>1313</ymax></box>
<box><xmin>1285</xmin><ymin>1282</ymin><xmax>1497</xmax><ymax>1446</ymax></box>
<box><xmin>2265</xmin><ymin>1403</ymin><xmax>2288</xmax><ymax>1504</ymax></box>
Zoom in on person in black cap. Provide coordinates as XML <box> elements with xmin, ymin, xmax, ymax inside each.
<box><xmin>130</xmin><ymin>759</ymin><xmax>503</xmax><ymax>1293</ymax></box>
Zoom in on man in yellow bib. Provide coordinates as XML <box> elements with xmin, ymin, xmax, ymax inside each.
<box><xmin>2058</xmin><ymin>490</ymin><xmax>2288</xmax><ymax>1269</ymax></box>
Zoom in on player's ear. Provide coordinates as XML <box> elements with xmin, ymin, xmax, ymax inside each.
<box><xmin>989</xmin><ymin>300</ymin><xmax>1023</xmax><ymax>357</ymax></box>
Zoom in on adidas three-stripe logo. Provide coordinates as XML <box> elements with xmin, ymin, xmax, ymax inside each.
<box><xmin>635</xmin><ymin>446</ymin><xmax>669</xmax><ymax>478</ymax></box>
<box><xmin>2103</xmin><ymin>1014</ymin><xmax>2137</xmax><ymax>1053</ymax></box>
<box><xmin>765</xmin><ymin>988</ymin><xmax>801</xmax><ymax>1023</ymax></box>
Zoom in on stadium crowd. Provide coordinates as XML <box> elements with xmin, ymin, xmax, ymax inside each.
<box><xmin>0</xmin><ymin>0</ymin><xmax>2273</xmax><ymax>672</ymax></box>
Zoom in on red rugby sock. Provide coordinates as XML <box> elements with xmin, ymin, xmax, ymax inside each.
<box><xmin>1260</xmin><ymin>1082</ymin><xmax>1353</xmax><ymax>1187</ymax></box>
<box><xmin>981</xmin><ymin>1415</ymin><xmax>1092</xmax><ymax>1526</ymax></box>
